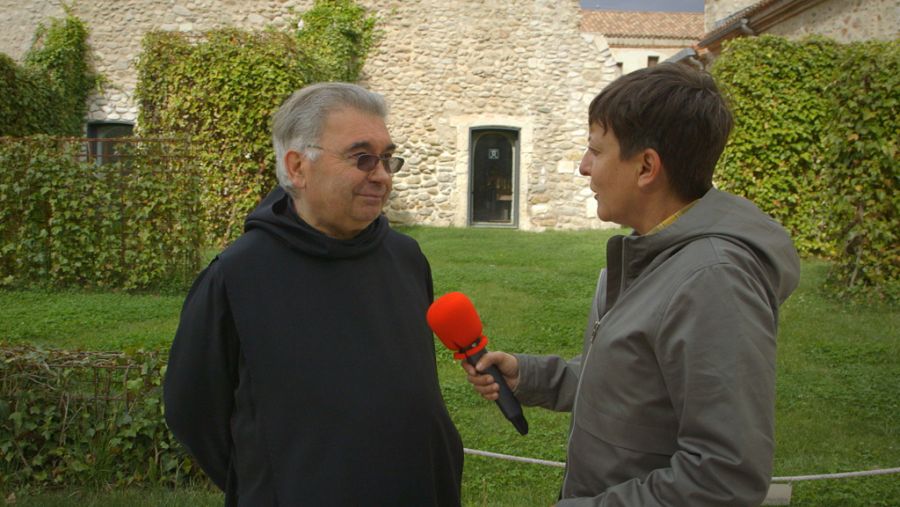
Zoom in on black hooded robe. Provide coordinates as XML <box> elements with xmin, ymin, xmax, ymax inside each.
<box><xmin>164</xmin><ymin>188</ymin><xmax>463</xmax><ymax>506</ymax></box>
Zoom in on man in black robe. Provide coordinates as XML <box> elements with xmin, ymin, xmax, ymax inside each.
<box><xmin>164</xmin><ymin>82</ymin><xmax>463</xmax><ymax>506</ymax></box>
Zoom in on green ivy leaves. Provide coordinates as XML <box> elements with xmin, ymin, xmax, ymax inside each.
<box><xmin>295</xmin><ymin>0</ymin><xmax>378</xmax><ymax>82</ymax></box>
<box><xmin>0</xmin><ymin>137</ymin><xmax>202</xmax><ymax>291</ymax></box>
<box><xmin>819</xmin><ymin>41</ymin><xmax>899</xmax><ymax>303</ymax></box>
<box><xmin>135</xmin><ymin>0</ymin><xmax>378</xmax><ymax>246</ymax></box>
<box><xmin>713</xmin><ymin>35</ymin><xmax>839</xmax><ymax>256</ymax></box>
<box><xmin>0</xmin><ymin>345</ymin><xmax>205</xmax><ymax>489</ymax></box>
<box><xmin>0</xmin><ymin>11</ymin><xmax>98</xmax><ymax>137</ymax></box>
<box><xmin>712</xmin><ymin>36</ymin><xmax>898</xmax><ymax>303</ymax></box>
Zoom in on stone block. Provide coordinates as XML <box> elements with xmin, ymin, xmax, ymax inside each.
<box><xmin>762</xmin><ymin>484</ymin><xmax>792</xmax><ymax>505</ymax></box>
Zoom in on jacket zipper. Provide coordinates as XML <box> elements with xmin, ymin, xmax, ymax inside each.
<box><xmin>560</xmin><ymin>318</ymin><xmax>602</xmax><ymax>497</ymax></box>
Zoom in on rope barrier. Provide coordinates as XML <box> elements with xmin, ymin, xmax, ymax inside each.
<box><xmin>463</xmin><ymin>448</ymin><xmax>900</xmax><ymax>482</ymax></box>
<box><xmin>771</xmin><ymin>467</ymin><xmax>900</xmax><ymax>482</ymax></box>
<box><xmin>464</xmin><ymin>448</ymin><xmax>565</xmax><ymax>468</ymax></box>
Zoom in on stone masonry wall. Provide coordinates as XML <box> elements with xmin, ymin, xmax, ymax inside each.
<box><xmin>704</xmin><ymin>0</ymin><xmax>899</xmax><ymax>41</ymax></box>
<box><xmin>704</xmin><ymin>0</ymin><xmax>759</xmax><ymax>32</ymax></box>
<box><xmin>357</xmin><ymin>0</ymin><xmax>617</xmax><ymax>229</ymax></box>
<box><xmin>765</xmin><ymin>0</ymin><xmax>899</xmax><ymax>42</ymax></box>
<box><xmin>0</xmin><ymin>0</ymin><xmax>309</xmax><ymax>123</ymax></box>
<box><xmin>0</xmin><ymin>0</ymin><xmax>618</xmax><ymax>230</ymax></box>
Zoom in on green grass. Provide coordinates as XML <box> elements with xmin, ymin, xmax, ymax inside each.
<box><xmin>2</xmin><ymin>226</ymin><xmax>898</xmax><ymax>506</ymax></box>
<box><xmin>0</xmin><ymin>289</ymin><xmax>184</xmax><ymax>351</ymax></box>
<box><xmin>771</xmin><ymin>261</ymin><xmax>900</xmax><ymax>506</ymax></box>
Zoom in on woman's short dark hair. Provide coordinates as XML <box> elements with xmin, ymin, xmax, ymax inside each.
<box><xmin>588</xmin><ymin>63</ymin><xmax>733</xmax><ymax>201</ymax></box>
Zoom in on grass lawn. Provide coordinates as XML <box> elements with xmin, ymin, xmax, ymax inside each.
<box><xmin>2</xmin><ymin>226</ymin><xmax>898</xmax><ymax>506</ymax></box>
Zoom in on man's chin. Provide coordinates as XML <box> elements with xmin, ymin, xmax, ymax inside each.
<box><xmin>352</xmin><ymin>206</ymin><xmax>386</xmax><ymax>224</ymax></box>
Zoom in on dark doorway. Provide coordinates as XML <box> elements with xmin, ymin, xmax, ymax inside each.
<box><xmin>470</xmin><ymin>128</ymin><xmax>518</xmax><ymax>226</ymax></box>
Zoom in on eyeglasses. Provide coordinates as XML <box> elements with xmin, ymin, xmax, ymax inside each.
<box><xmin>306</xmin><ymin>145</ymin><xmax>404</xmax><ymax>174</ymax></box>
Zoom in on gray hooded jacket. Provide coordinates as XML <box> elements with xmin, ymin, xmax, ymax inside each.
<box><xmin>515</xmin><ymin>189</ymin><xmax>800</xmax><ymax>507</ymax></box>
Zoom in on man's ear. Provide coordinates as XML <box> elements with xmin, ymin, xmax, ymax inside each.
<box><xmin>284</xmin><ymin>150</ymin><xmax>307</xmax><ymax>190</ymax></box>
<box><xmin>636</xmin><ymin>148</ymin><xmax>663</xmax><ymax>190</ymax></box>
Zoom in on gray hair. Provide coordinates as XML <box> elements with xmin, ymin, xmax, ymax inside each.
<box><xmin>271</xmin><ymin>82</ymin><xmax>388</xmax><ymax>195</ymax></box>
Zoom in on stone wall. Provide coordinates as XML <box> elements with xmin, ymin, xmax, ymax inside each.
<box><xmin>609</xmin><ymin>44</ymin><xmax>688</xmax><ymax>75</ymax></box>
<box><xmin>0</xmin><ymin>0</ymin><xmax>308</xmax><ymax>123</ymax></box>
<box><xmin>357</xmin><ymin>0</ymin><xmax>617</xmax><ymax>229</ymax></box>
<box><xmin>704</xmin><ymin>0</ymin><xmax>758</xmax><ymax>32</ymax></box>
<box><xmin>704</xmin><ymin>0</ymin><xmax>899</xmax><ymax>41</ymax></box>
<box><xmin>765</xmin><ymin>0</ymin><xmax>899</xmax><ymax>42</ymax></box>
<box><xmin>0</xmin><ymin>0</ymin><xmax>618</xmax><ymax>230</ymax></box>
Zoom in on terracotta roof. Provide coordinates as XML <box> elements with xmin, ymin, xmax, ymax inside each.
<box><xmin>580</xmin><ymin>10</ymin><xmax>705</xmax><ymax>40</ymax></box>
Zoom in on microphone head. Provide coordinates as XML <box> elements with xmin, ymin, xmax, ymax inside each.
<box><xmin>426</xmin><ymin>292</ymin><xmax>483</xmax><ymax>351</ymax></box>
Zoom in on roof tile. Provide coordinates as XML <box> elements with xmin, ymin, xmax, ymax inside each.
<box><xmin>580</xmin><ymin>10</ymin><xmax>705</xmax><ymax>39</ymax></box>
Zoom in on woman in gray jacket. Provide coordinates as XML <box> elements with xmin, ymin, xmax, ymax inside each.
<box><xmin>463</xmin><ymin>64</ymin><xmax>800</xmax><ymax>507</ymax></box>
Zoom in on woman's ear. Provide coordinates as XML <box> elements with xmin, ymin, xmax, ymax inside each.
<box><xmin>636</xmin><ymin>148</ymin><xmax>663</xmax><ymax>190</ymax></box>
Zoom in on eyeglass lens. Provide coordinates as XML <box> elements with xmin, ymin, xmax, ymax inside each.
<box><xmin>357</xmin><ymin>154</ymin><xmax>404</xmax><ymax>174</ymax></box>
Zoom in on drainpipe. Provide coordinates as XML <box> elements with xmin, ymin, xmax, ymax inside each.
<box><xmin>686</xmin><ymin>55</ymin><xmax>704</xmax><ymax>70</ymax></box>
<box><xmin>739</xmin><ymin>18</ymin><xmax>756</xmax><ymax>36</ymax></box>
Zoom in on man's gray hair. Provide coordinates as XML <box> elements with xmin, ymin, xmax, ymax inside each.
<box><xmin>271</xmin><ymin>82</ymin><xmax>388</xmax><ymax>195</ymax></box>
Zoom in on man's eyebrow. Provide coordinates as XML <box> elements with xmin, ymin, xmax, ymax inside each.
<box><xmin>345</xmin><ymin>141</ymin><xmax>397</xmax><ymax>153</ymax></box>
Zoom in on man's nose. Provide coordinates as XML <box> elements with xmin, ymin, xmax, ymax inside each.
<box><xmin>368</xmin><ymin>160</ymin><xmax>392</xmax><ymax>183</ymax></box>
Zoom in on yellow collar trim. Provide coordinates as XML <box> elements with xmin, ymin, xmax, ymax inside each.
<box><xmin>645</xmin><ymin>200</ymin><xmax>698</xmax><ymax>236</ymax></box>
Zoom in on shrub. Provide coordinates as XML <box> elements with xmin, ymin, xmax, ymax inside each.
<box><xmin>135</xmin><ymin>0</ymin><xmax>378</xmax><ymax>245</ymax></box>
<box><xmin>0</xmin><ymin>136</ymin><xmax>202</xmax><ymax>290</ymax></box>
<box><xmin>296</xmin><ymin>0</ymin><xmax>378</xmax><ymax>82</ymax></box>
<box><xmin>820</xmin><ymin>41</ymin><xmax>899</xmax><ymax>303</ymax></box>
<box><xmin>0</xmin><ymin>10</ymin><xmax>98</xmax><ymax>136</ymax></box>
<box><xmin>712</xmin><ymin>35</ymin><xmax>838</xmax><ymax>255</ymax></box>
<box><xmin>712</xmin><ymin>36</ymin><xmax>898</xmax><ymax>303</ymax></box>
<box><xmin>135</xmin><ymin>29</ymin><xmax>310</xmax><ymax>245</ymax></box>
<box><xmin>0</xmin><ymin>344</ymin><xmax>206</xmax><ymax>489</ymax></box>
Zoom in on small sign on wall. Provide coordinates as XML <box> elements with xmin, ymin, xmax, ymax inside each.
<box><xmin>488</xmin><ymin>148</ymin><xmax>500</xmax><ymax>160</ymax></box>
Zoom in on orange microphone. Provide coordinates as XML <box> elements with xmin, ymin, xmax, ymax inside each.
<box><xmin>427</xmin><ymin>292</ymin><xmax>528</xmax><ymax>435</ymax></box>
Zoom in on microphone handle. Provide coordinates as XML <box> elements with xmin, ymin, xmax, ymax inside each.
<box><xmin>466</xmin><ymin>348</ymin><xmax>529</xmax><ymax>435</ymax></box>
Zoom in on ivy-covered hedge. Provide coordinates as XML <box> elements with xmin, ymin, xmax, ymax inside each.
<box><xmin>135</xmin><ymin>0</ymin><xmax>377</xmax><ymax>245</ymax></box>
<box><xmin>296</xmin><ymin>0</ymin><xmax>378</xmax><ymax>82</ymax></box>
<box><xmin>0</xmin><ymin>10</ymin><xmax>97</xmax><ymax>136</ymax></box>
<box><xmin>0</xmin><ymin>136</ymin><xmax>202</xmax><ymax>290</ymax></box>
<box><xmin>0</xmin><ymin>344</ymin><xmax>206</xmax><ymax>490</ymax></box>
<box><xmin>712</xmin><ymin>36</ymin><xmax>837</xmax><ymax>255</ymax></box>
<box><xmin>712</xmin><ymin>36</ymin><xmax>899</xmax><ymax>302</ymax></box>
<box><xmin>820</xmin><ymin>41</ymin><xmax>899</xmax><ymax>302</ymax></box>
